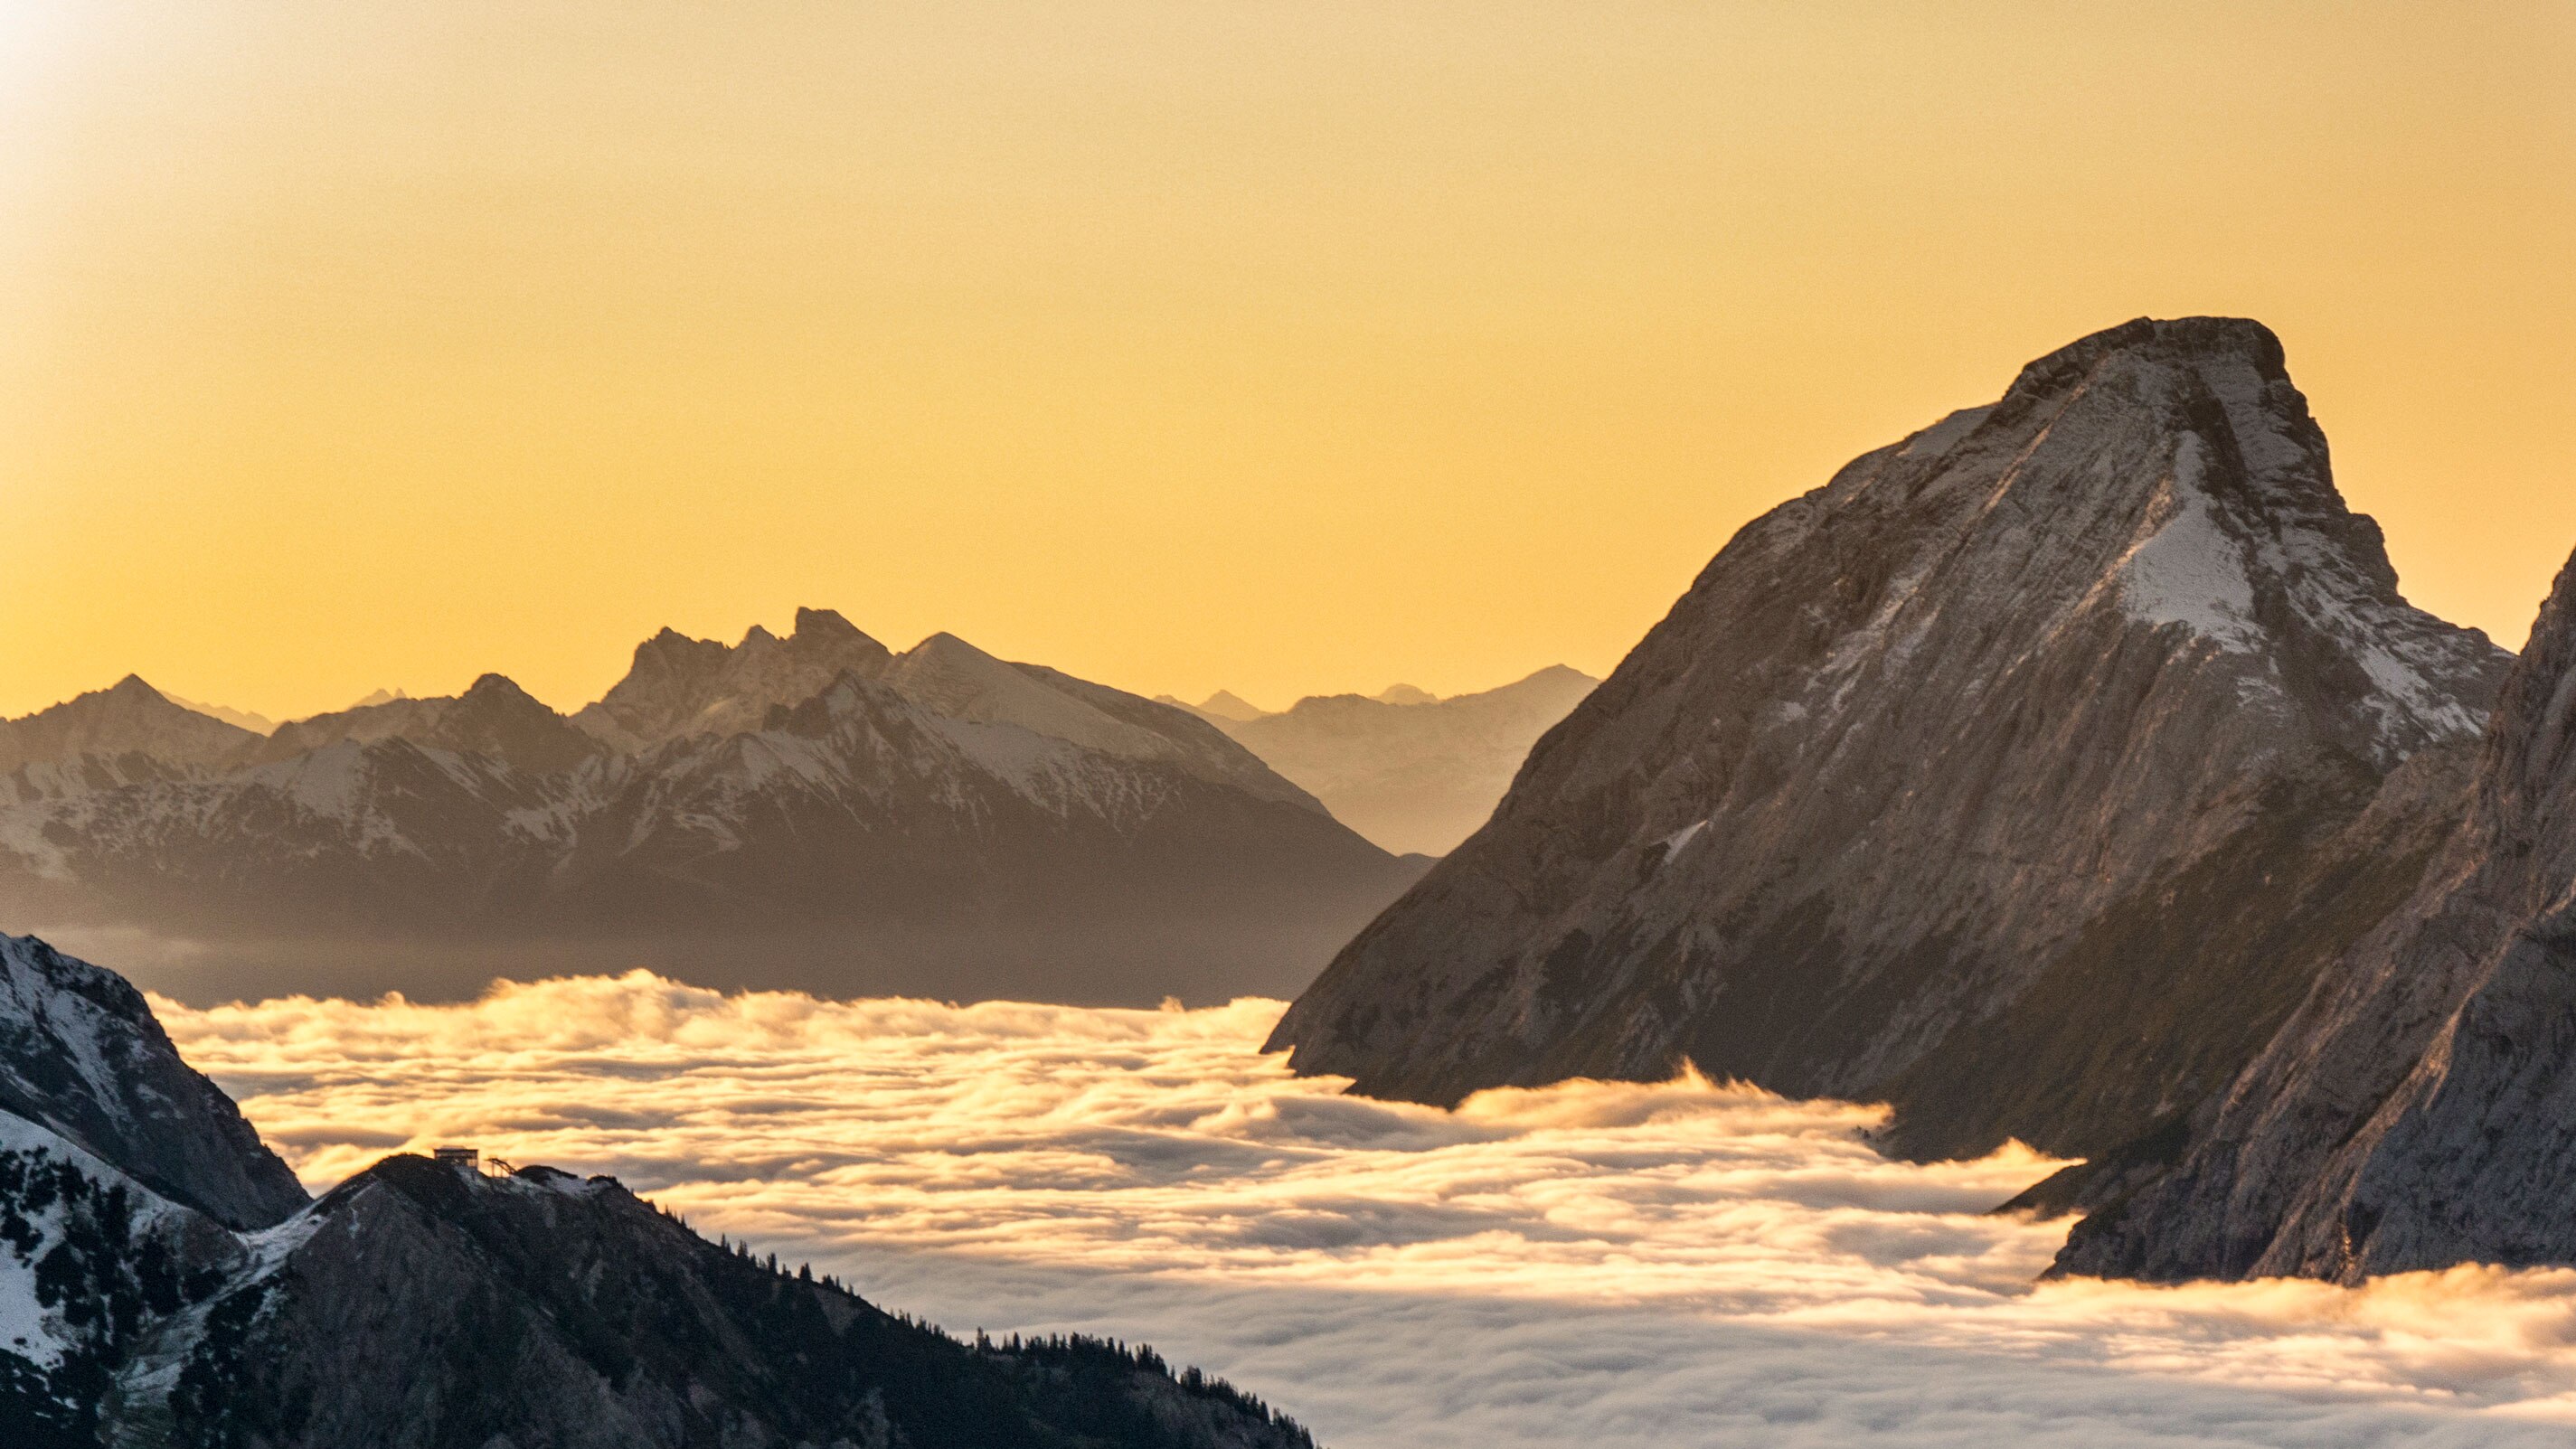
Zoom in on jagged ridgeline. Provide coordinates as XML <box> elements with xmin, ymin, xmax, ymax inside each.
<box><xmin>0</xmin><ymin>614</ymin><xmax>1425</xmax><ymax>1003</ymax></box>
<box><xmin>0</xmin><ymin>934</ymin><xmax>1316</xmax><ymax>1447</ymax></box>
<box><xmin>2056</xmin><ymin>542</ymin><xmax>2576</xmax><ymax>1284</ymax></box>
<box><xmin>1269</xmin><ymin>316</ymin><xmax>2510</xmax><ymax>1171</ymax></box>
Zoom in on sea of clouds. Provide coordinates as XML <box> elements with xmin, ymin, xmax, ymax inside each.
<box><xmin>156</xmin><ymin>972</ymin><xmax>2576</xmax><ymax>1448</ymax></box>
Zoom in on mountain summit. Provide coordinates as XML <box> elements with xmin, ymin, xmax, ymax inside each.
<box><xmin>1268</xmin><ymin>317</ymin><xmax>2507</xmax><ymax>1164</ymax></box>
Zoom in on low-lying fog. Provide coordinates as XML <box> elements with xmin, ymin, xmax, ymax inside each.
<box><xmin>158</xmin><ymin>974</ymin><xmax>2576</xmax><ymax>1447</ymax></box>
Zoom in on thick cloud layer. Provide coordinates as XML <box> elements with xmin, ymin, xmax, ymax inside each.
<box><xmin>158</xmin><ymin>974</ymin><xmax>2576</xmax><ymax>1447</ymax></box>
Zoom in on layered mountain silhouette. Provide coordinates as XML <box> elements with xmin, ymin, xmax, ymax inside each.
<box><xmin>1164</xmin><ymin>668</ymin><xmax>1599</xmax><ymax>856</ymax></box>
<box><xmin>0</xmin><ymin>616</ymin><xmax>1420</xmax><ymax>1004</ymax></box>
<box><xmin>0</xmin><ymin>933</ymin><xmax>1316</xmax><ymax>1446</ymax></box>
<box><xmin>1268</xmin><ymin>317</ymin><xmax>2512</xmax><ymax>1170</ymax></box>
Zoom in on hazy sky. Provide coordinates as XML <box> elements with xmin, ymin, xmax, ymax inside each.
<box><xmin>5</xmin><ymin>3</ymin><xmax>2571</xmax><ymax>721</ymax></box>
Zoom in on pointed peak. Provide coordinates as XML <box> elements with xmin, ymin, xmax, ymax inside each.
<box><xmin>792</xmin><ymin>607</ymin><xmax>863</xmax><ymax>641</ymax></box>
<box><xmin>1195</xmin><ymin>690</ymin><xmax>1267</xmax><ymax>722</ymax></box>
<box><xmin>908</xmin><ymin>631</ymin><xmax>992</xmax><ymax>663</ymax></box>
<box><xmin>459</xmin><ymin>673</ymin><xmax>544</xmax><ymax>710</ymax></box>
<box><xmin>740</xmin><ymin>624</ymin><xmax>778</xmax><ymax>648</ymax></box>
<box><xmin>109</xmin><ymin>673</ymin><xmax>165</xmax><ymax>700</ymax></box>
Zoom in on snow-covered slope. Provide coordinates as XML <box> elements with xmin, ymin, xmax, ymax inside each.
<box><xmin>1268</xmin><ymin>317</ymin><xmax>2508</xmax><ymax>1166</ymax></box>
<box><xmin>0</xmin><ymin>934</ymin><xmax>303</xmax><ymax>1230</ymax></box>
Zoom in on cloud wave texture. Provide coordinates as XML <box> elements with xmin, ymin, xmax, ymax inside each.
<box><xmin>156</xmin><ymin>972</ymin><xmax>2576</xmax><ymax>1448</ymax></box>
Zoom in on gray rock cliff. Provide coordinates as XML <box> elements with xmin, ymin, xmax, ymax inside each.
<box><xmin>1268</xmin><ymin>317</ymin><xmax>2508</xmax><ymax>1165</ymax></box>
<box><xmin>2058</xmin><ymin>545</ymin><xmax>2576</xmax><ymax>1282</ymax></box>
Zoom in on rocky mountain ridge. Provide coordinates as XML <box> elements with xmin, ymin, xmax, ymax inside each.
<box><xmin>1268</xmin><ymin>316</ymin><xmax>2509</xmax><ymax>1167</ymax></box>
<box><xmin>0</xmin><ymin>615</ymin><xmax>1415</xmax><ymax>1004</ymax></box>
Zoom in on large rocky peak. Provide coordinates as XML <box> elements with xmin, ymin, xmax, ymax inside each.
<box><xmin>1269</xmin><ymin>316</ymin><xmax>2507</xmax><ymax>1165</ymax></box>
<box><xmin>575</xmin><ymin>607</ymin><xmax>897</xmax><ymax>751</ymax></box>
<box><xmin>0</xmin><ymin>933</ymin><xmax>304</xmax><ymax>1228</ymax></box>
<box><xmin>0</xmin><ymin>675</ymin><xmax>259</xmax><ymax>777</ymax></box>
<box><xmin>2058</xmin><ymin>544</ymin><xmax>2576</xmax><ymax>1284</ymax></box>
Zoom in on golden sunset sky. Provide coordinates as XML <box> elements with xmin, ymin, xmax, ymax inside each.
<box><xmin>4</xmin><ymin>2</ymin><xmax>2570</xmax><ymax>721</ymax></box>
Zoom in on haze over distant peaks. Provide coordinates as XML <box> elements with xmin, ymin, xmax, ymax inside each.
<box><xmin>0</xmin><ymin>673</ymin><xmax>260</xmax><ymax>780</ymax></box>
<box><xmin>0</xmin><ymin>609</ymin><xmax>1416</xmax><ymax>1004</ymax></box>
<box><xmin>165</xmin><ymin>693</ymin><xmax>278</xmax><ymax>736</ymax></box>
<box><xmin>1185</xmin><ymin>665</ymin><xmax>1599</xmax><ymax>856</ymax></box>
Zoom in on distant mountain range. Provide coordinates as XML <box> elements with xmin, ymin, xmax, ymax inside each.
<box><xmin>1157</xmin><ymin>668</ymin><xmax>1599</xmax><ymax>856</ymax></box>
<box><xmin>0</xmin><ymin>613</ymin><xmax>1422</xmax><ymax>1004</ymax></box>
<box><xmin>0</xmin><ymin>932</ymin><xmax>1316</xmax><ymax>1446</ymax></box>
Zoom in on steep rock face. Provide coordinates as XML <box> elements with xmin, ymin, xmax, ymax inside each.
<box><xmin>0</xmin><ymin>678</ymin><xmax>257</xmax><ymax>778</ymax></box>
<box><xmin>2058</xmin><ymin>548</ymin><xmax>2576</xmax><ymax>1283</ymax></box>
<box><xmin>0</xmin><ymin>934</ymin><xmax>303</xmax><ymax>1229</ymax></box>
<box><xmin>1214</xmin><ymin>666</ymin><xmax>1599</xmax><ymax>855</ymax></box>
<box><xmin>1269</xmin><ymin>317</ymin><xmax>2507</xmax><ymax>1163</ymax></box>
<box><xmin>574</xmin><ymin>607</ymin><xmax>896</xmax><ymax>751</ymax></box>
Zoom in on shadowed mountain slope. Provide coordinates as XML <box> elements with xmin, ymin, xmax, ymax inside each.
<box><xmin>2057</xmin><ymin>546</ymin><xmax>2576</xmax><ymax>1283</ymax></box>
<box><xmin>1268</xmin><ymin>317</ymin><xmax>2507</xmax><ymax>1166</ymax></box>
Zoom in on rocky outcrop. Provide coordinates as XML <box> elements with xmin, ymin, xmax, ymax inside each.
<box><xmin>573</xmin><ymin>607</ymin><xmax>896</xmax><ymax>751</ymax></box>
<box><xmin>2057</xmin><ymin>547</ymin><xmax>2576</xmax><ymax>1283</ymax></box>
<box><xmin>1209</xmin><ymin>666</ymin><xmax>1599</xmax><ymax>855</ymax></box>
<box><xmin>1268</xmin><ymin>317</ymin><xmax>2508</xmax><ymax>1166</ymax></box>
<box><xmin>0</xmin><ymin>944</ymin><xmax>1316</xmax><ymax>1448</ymax></box>
<box><xmin>0</xmin><ymin>934</ymin><xmax>303</xmax><ymax>1229</ymax></box>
